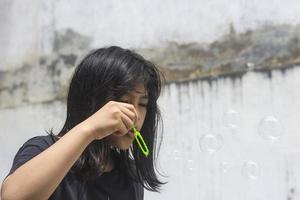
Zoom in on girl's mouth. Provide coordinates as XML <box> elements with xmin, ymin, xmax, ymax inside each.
<box><xmin>127</xmin><ymin>130</ymin><xmax>135</xmax><ymax>139</ymax></box>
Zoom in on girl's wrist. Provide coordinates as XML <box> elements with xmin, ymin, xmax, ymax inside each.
<box><xmin>75</xmin><ymin>122</ymin><xmax>96</xmax><ymax>143</ymax></box>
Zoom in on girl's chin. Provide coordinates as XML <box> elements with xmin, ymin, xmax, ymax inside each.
<box><xmin>108</xmin><ymin>134</ymin><xmax>135</xmax><ymax>150</ymax></box>
<box><xmin>114</xmin><ymin>143</ymin><xmax>132</xmax><ymax>150</ymax></box>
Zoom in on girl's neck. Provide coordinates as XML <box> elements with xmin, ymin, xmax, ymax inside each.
<box><xmin>102</xmin><ymin>152</ymin><xmax>115</xmax><ymax>172</ymax></box>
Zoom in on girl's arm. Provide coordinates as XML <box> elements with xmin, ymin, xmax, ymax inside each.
<box><xmin>1</xmin><ymin>101</ymin><xmax>137</xmax><ymax>200</ymax></box>
<box><xmin>1</xmin><ymin>123</ymin><xmax>94</xmax><ymax>200</ymax></box>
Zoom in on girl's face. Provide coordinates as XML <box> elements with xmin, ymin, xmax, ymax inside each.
<box><xmin>107</xmin><ymin>84</ymin><xmax>149</xmax><ymax>150</ymax></box>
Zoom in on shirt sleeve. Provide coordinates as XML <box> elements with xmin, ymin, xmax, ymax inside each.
<box><xmin>6</xmin><ymin>135</ymin><xmax>53</xmax><ymax>178</ymax></box>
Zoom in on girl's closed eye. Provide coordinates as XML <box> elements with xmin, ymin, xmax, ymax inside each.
<box><xmin>139</xmin><ymin>103</ymin><xmax>148</xmax><ymax>107</ymax></box>
<box><xmin>119</xmin><ymin>99</ymin><xmax>147</xmax><ymax>107</ymax></box>
<box><xmin>119</xmin><ymin>98</ymin><xmax>130</xmax><ymax>104</ymax></box>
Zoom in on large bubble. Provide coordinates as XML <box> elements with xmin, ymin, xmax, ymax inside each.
<box><xmin>199</xmin><ymin>133</ymin><xmax>223</xmax><ymax>154</ymax></box>
<box><xmin>242</xmin><ymin>160</ymin><xmax>260</xmax><ymax>180</ymax></box>
<box><xmin>258</xmin><ymin>116</ymin><xmax>283</xmax><ymax>142</ymax></box>
<box><xmin>222</xmin><ymin>109</ymin><xmax>240</xmax><ymax>130</ymax></box>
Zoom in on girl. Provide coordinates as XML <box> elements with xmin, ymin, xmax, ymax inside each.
<box><xmin>1</xmin><ymin>46</ymin><xmax>165</xmax><ymax>200</ymax></box>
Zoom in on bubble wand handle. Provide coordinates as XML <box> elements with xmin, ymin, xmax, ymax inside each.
<box><xmin>132</xmin><ymin>124</ymin><xmax>149</xmax><ymax>157</ymax></box>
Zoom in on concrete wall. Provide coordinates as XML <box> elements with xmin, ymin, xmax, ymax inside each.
<box><xmin>1</xmin><ymin>0</ymin><xmax>300</xmax><ymax>199</ymax></box>
<box><xmin>1</xmin><ymin>66</ymin><xmax>299</xmax><ymax>200</ymax></box>
<box><xmin>2</xmin><ymin>0</ymin><xmax>300</xmax><ymax>71</ymax></box>
<box><xmin>149</xmin><ymin>67</ymin><xmax>300</xmax><ymax>200</ymax></box>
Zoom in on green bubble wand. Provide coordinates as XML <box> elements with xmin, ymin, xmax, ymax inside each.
<box><xmin>132</xmin><ymin>124</ymin><xmax>149</xmax><ymax>157</ymax></box>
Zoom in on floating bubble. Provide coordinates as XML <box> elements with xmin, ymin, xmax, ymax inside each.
<box><xmin>172</xmin><ymin>149</ymin><xmax>182</xmax><ymax>161</ymax></box>
<box><xmin>199</xmin><ymin>134</ymin><xmax>223</xmax><ymax>153</ymax></box>
<box><xmin>246</xmin><ymin>62</ymin><xmax>255</xmax><ymax>71</ymax></box>
<box><xmin>242</xmin><ymin>161</ymin><xmax>260</xmax><ymax>180</ymax></box>
<box><xmin>186</xmin><ymin>159</ymin><xmax>196</xmax><ymax>172</ymax></box>
<box><xmin>222</xmin><ymin>109</ymin><xmax>240</xmax><ymax>130</ymax></box>
<box><xmin>220</xmin><ymin>162</ymin><xmax>229</xmax><ymax>173</ymax></box>
<box><xmin>258</xmin><ymin>116</ymin><xmax>283</xmax><ymax>142</ymax></box>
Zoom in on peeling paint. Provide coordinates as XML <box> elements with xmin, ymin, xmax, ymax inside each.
<box><xmin>139</xmin><ymin>24</ymin><xmax>300</xmax><ymax>82</ymax></box>
<box><xmin>1</xmin><ymin>25</ymin><xmax>300</xmax><ymax>108</ymax></box>
<box><xmin>0</xmin><ymin>28</ymin><xmax>91</xmax><ymax>109</ymax></box>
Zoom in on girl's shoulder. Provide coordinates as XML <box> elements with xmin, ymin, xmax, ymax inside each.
<box><xmin>20</xmin><ymin>133</ymin><xmax>58</xmax><ymax>149</ymax></box>
<box><xmin>6</xmin><ymin>134</ymin><xmax>58</xmax><ymax>178</ymax></box>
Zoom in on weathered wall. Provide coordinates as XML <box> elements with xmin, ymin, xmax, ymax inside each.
<box><xmin>1</xmin><ymin>66</ymin><xmax>299</xmax><ymax>200</ymax></box>
<box><xmin>1</xmin><ymin>0</ymin><xmax>300</xmax><ymax>199</ymax></box>
<box><xmin>148</xmin><ymin>66</ymin><xmax>300</xmax><ymax>200</ymax></box>
<box><xmin>2</xmin><ymin>0</ymin><xmax>300</xmax><ymax>71</ymax></box>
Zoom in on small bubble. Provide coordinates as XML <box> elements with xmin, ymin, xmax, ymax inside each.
<box><xmin>246</xmin><ymin>62</ymin><xmax>255</xmax><ymax>71</ymax></box>
<box><xmin>222</xmin><ymin>109</ymin><xmax>240</xmax><ymax>130</ymax></box>
<box><xmin>258</xmin><ymin>116</ymin><xmax>283</xmax><ymax>142</ymax></box>
<box><xmin>186</xmin><ymin>159</ymin><xmax>196</xmax><ymax>171</ymax></box>
<box><xmin>172</xmin><ymin>149</ymin><xmax>182</xmax><ymax>161</ymax></box>
<box><xmin>242</xmin><ymin>161</ymin><xmax>260</xmax><ymax>180</ymax></box>
<box><xmin>220</xmin><ymin>162</ymin><xmax>229</xmax><ymax>173</ymax></box>
<box><xmin>199</xmin><ymin>134</ymin><xmax>223</xmax><ymax>154</ymax></box>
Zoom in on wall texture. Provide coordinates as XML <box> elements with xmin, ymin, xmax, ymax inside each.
<box><xmin>1</xmin><ymin>0</ymin><xmax>300</xmax><ymax>199</ymax></box>
<box><xmin>150</xmin><ymin>67</ymin><xmax>300</xmax><ymax>200</ymax></box>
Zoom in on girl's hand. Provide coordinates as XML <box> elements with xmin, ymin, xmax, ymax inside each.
<box><xmin>81</xmin><ymin>101</ymin><xmax>138</xmax><ymax>140</ymax></box>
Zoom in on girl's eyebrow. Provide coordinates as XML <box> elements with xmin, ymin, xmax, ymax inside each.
<box><xmin>124</xmin><ymin>92</ymin><xmax>148</xmax><ymax>99</ymax></box>
<box><xmin>134</xmin><ymin>90</ymin><xmax>144</xmax><ymax>94</ymax></box>
<box><xmin>133</xmin><ymin>90</ymin><xmax>148</xmax><ymax>99</ymax></box>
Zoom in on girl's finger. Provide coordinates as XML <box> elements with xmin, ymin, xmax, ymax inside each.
<box><xmin>119</xmin><ymin>104</ymin><xmax>138</xmax><ymax>124</ymax></box>
<box><xmin>113</xmin><ymin>117</ymin><xmax>129</xmax><ymax>136</ymax></box>
<box><xmin>120</xmin><ymin>112</ymin><xmax>134</xmax><ymax>132</ymax></box>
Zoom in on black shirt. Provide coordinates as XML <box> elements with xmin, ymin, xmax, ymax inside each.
<box><xmin>6</xmin><ymin>135</ymin><xmax>144</xmax><ymax>200</ymax></box>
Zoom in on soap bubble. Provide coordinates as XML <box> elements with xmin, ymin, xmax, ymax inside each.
<box><xmin>258</xmin><ymin>116</ymin><xmax>283</xmax><ymax>142</ymax></box>
<box><xmin>242</xmin><ymin>161</ymin><xmax>260</xmax><ymax>180</ymax></box>
<box><xmin>172</xmin><ymin>149</ymin><xmax>182</xmax><ymax>161</ymax></box>
<box><xmin>222</xmin><ymin>109</ymin><xmax>240</xmax><ymax>130</ymax></box>
<box><xmin>186</xmin><ymin>159</ymin><xmax>196</xmax><ymax>172</ymax></box>
<box><xmin>246</xmin><ymin>62</ymin><xmax>255</xmax><ymax>71</ymax></box>
<box><xmin>220</xmin><ymin>162</ymin><xmax>229</xmax><ymax>173</ymax></box>
<box><xmin>199</xmin><ymin>134</ymin><xmax>223</xmax><ymax>153</ymax></box>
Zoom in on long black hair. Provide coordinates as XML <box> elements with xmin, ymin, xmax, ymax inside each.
<box><xmin>50</xmin><ymin>46</ymin><xmax>165</xmax><ymax>192</ymax></box>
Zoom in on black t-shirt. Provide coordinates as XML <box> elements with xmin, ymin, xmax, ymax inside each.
<box><xmin>6</xmin><ymin>135</ymin><xmax>144</xmax><ymax>200</ymax></box>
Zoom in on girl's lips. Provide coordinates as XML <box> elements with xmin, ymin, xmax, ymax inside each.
<box><xmin>127</xmin><ymin>131</ymin><xmax>135</xmax><ymax>139</ymax></box>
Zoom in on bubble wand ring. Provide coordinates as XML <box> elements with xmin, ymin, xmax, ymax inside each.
<box><xmin>132</xmin><ymin>124</ymin><xmax>149</xmax><ymax>157</ymax></box>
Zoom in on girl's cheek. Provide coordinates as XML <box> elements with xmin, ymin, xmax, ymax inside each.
<box><xmin>137</xmin><ymin>107</ymin><xmax>146</xmax><ymax>119</ymax></box>
<box><xmin>137</xmin><ymin>111</ymin><xmax>146</xmax><ymax>129</ymax></box>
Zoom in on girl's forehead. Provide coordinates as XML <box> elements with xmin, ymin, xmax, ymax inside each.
<box><xmin>124</xmin><ymin>84</ymin><xmax>148</xmax><ymax>98</ymax></box>
<box><xmin>133</xmin><ymin>84</ymin><xmax>146</xmax><ymax>93</ymax></box>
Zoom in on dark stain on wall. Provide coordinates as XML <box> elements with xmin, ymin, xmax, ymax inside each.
<box><xmin>60</xmin><ymin>54</ymin><xmax>77</xmax><ymax>67</ymax></box>
<box><xmin>143</xmin><ymin>24</ymin><xmax>300</xmax><ymax>83</ymax></box>
<box><xmin>53</xmin><ymin>29</ymin><xmax>91</xmax><ymax>52</ymax></box>
<box><xmin>1</xmin><ymin>24</ymin><xmax>300</xmax><ymax>108</ymax></box>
